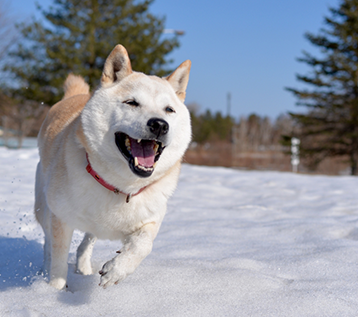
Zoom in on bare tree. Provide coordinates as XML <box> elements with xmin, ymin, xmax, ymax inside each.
<box><xmin>0</xmin><ymin>94</ymin><xmax>48</xmax><ymax>148</ymax></box>
<box><xmin>232</xmin><ymin>114</ymin><xmax>295</xmax><ymax>152</ymax></box>
<box><xmin>0</xmin><ymin>1</ymin><xmax>45</xmax><ymax>148</ymax></box>
<box><xmin>0</xmin><ymin>0</ymin><xmax>16</xmax><ymax>64</ymax></box>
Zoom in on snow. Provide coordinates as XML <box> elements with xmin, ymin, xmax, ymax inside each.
<box><xmin>1</xmin><ymin>147</ymin><xmax>358</xmax><ymax>316</ymax></box>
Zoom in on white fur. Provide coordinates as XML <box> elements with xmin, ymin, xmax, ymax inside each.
<box><xmin>35</xmin><ymin>45</ymin><xmax>191</xmax><ymax>289</ymax></box>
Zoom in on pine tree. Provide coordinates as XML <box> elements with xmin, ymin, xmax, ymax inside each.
<box><xmin>286</xmin><ymin>0</ymin><xmax>358</xmax><ymax>175</ymax></box>
<box><xmin>189</xmin><ymin>109</ymin><xmax>234</xmax><ymax>145</ymax></box>
<box><xmin>5</xmin><ymin>0</ymin><xmax>179</xmax><ymax>105</ymax></box>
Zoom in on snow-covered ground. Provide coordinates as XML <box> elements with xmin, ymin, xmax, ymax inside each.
<box><xmin>1</xmin><ymin>147</ymin><xmax>358</xmax><ymax>316</ymax></box>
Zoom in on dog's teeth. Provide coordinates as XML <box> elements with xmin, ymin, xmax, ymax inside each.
<box><xmin>137</xmin><ymin>139</ymin><xmax>141</xmax><ymax>143</ymax></box>
<box><xmin>125</xmin><ymin>138</ymin><xmax>131</xmax><ymax>149</ymax></box>
<box><xmin>153</xmin><ymin>143</ymin><xmax>159</xmax><ymax>153</ymax></box>
<box><xmin>153</xmin><ymin>162</ymin><xmax>157</xmax><ymax>168</ymax></box>
<box><xmin>137</xmin><ymin>164</ymin><xmax>154</xmax><ymax>172</ymax></box>
<box><xmin>134</xmin><ymin>157</ymin><xmax>138</xmax><ymax>166</ymax></box>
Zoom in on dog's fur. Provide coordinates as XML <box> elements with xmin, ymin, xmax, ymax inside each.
<box><xmin>35</xmin><ymin>45</ymin><xmax>191</xmax><ymax>289</ymax></box>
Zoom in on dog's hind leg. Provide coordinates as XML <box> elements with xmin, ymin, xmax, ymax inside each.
<box><xmin>35</xmin><ymin>205</ymin><xmax>51</xmax><ymax>275</ymax></box>
<box><xmin>76</xmin><ymin>232</ymin><xmax>97</xmax><ymax>275</ymax></box>
<box><xmin>34</xmin><ymin>162</ymin><xmax>51</xmax><ymax>275</ymax></box>
<box><xmin>35</xmin><ymin>202</ymin><xmax>51</xmax><ymax>274</ymax></box>
<box><xmin>37</xmin><ymin>205</ymin><xmax>51</xmax><ymax>275</ymax></box>
<box><xmin>49</xmin><ymin>213</ymin><xmax>73</xmax><ymax>290</ymax></box>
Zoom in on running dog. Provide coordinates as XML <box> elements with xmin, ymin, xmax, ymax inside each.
<box><xmin>35</xmin><ymin>44</ymin><xmax>191</xmax><ymax>289</ymax></box>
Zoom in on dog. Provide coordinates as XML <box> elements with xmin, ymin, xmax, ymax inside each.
<box><xmin>34</xmin><ymin>44</ymin><xmax>191</xmax><ymax>289</ymax></box>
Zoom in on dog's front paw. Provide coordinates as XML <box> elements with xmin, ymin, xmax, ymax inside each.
<box><xmin>76</xmin><ymin>258</ymin><xmax>93</xmax><ymax>275</ymax></box>
<box><xmin>98</xmin><ymin>258</ymin><xmax>127</xmax><ymax>289</ymax></box>
<box><xmin>49</xmin><ymin>277</ymin><xmax>67</xmax><ymax>290</ymax></box>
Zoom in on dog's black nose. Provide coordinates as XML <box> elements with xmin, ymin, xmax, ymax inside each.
<box><xmin>147</xmin><ymin>118</ymin><xmax>169</xmax><ymax>138</ymax></box>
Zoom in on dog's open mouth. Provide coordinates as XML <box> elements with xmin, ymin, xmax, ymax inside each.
<box><xmin>115</xmin><ymin>132</ymin><xmax>165</xmax><ymax>177</ymax></box>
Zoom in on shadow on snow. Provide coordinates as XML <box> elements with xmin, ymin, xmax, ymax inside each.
<box><xmin>0</xmin><ymin>236</ymin><xmax>43</xmax><ymax>291</ymax></box>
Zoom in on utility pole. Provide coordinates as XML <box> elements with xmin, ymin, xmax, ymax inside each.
<box><xmin>227</xmin><ymin>92</ymin><xmax>236</xmax><ymax>167</ymax></box>
<box><xmin>227</xmin><ymin>92</ymin><xmax>231</xmax><ymax>117</ymax></box>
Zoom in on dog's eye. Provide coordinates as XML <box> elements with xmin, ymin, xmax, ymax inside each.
<box><xmin>165</xmin><ymin>106</ymin><xmax>175</xmax><ymax>113</ymax></box>
<box><xmin>124</xmin><ymin>99</ymin><xmax>139</xmax><ymax>107</ymax></box>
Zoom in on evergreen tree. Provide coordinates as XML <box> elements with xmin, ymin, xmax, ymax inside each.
<box><xmin>286</xmin><ymin>0</ymin><xmax>358</xmax><ymax>175</ymax></box>
<box><xmin>5</xmin><ymin>0</ymin><xmax>179</xmax><ymax>105</ymax></box>
<box><xmin>190</xmin><ymin>109</ymin><xmax>233</xmax><ymax>144</ymax></box>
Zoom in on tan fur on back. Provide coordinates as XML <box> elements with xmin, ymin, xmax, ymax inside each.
<box><xmin>63</xmin><ymin>74</ymin><xmax>90</xmax><ymax>100</ymax></box>
<box><xmin>38</xmin><ymin>75</ymin><xmax>90</xmax><ymax>172</ymax></box>
<box><xmin>39</xmin><ymin>94</ymin><xmax>89</xmax><ymax>145</ymax></box>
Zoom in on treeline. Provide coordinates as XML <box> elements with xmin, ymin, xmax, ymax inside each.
<box><xmin>189</xmin><ymin>105</ymin><xmax>294</xmax><ymax>151</ymax></box>
<box><xmin>185</xmin><ymin>110</ymin><xmax>296</xmax><ymax>170</ymax></box>
<box><xmin>190</xmin><ymin>109</ymin><xmax>233</xmax><ymax>144</ymax></box>
<box><xmin>233</xmin><ymin>114</ymin><xmax>294</xmax><ymax>151</ymax></box>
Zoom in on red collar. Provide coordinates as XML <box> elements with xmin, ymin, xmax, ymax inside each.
<box><xmin>85</xmin><ymin>153</ymin><xmax>146</xmax><ymax>203</ymax></box>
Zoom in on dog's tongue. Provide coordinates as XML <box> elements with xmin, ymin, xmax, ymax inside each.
<box><xmin>130</xmin><ymin>138</ymin><xmax>156</xmax><ymax>167</ymax></box>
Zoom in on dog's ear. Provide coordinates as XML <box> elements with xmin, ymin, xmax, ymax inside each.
<box><xmin>101</xmin><ymin>45</ymin><xmax>132</xmax><ymax>86</ymax></box>
<box><xmin>166</xmin><ymin>60</ymin><xmax>191</xmax><ymax>102</ymax></box>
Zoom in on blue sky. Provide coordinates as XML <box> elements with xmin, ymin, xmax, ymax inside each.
<box><xmin>11</xmin><ymin>0</ymin><xmax>338</xmax><ymax>120</ymax></box>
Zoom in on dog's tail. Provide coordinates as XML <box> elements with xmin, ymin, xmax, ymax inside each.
<box><xmin>63</xmin><ymin>74</ymin><xmax>90</xmax><ymax>100</ymax></box>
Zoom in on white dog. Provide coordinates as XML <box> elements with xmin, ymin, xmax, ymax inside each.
<box><xmin>34</xmin><ymin>44</ymin><xmax>191</xmax><ymax>289</ymax></box>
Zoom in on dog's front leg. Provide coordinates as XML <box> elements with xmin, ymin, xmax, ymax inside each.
<box><xmin>49</xmin><ymin>213</ymin><xmax>73</xmax><ymax>290</ymax></box>
<box><xmin>76</xmin><ymin>232</ymin><xmax>97</xmax><ymax>275</ymax></box>
<box><xmin>99</xmin><ymin>222</ymin><xmax>159</xmax><ymax>288</ymax></box>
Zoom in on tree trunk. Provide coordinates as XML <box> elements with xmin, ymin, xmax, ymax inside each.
<box><xmin>350</xmin><ymin>152</ymin><xmax>357</xmax><ymax>176</ymax></box>
<box><xmin>2</xmin><ymin>116</ymin><xmax>9</xmax><ymax>147</ymax></box>
<box><xmin>17</xmin><ymin>121</ymin><xmax>23</xmax><ymax>149</ymax></box>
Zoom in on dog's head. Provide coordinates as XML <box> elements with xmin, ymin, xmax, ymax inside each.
<box><xmin>81</xmin><ymin>45</ymin><xmax>191</xmax><ymax>182</ymax></box>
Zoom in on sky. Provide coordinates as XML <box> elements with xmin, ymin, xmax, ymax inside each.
<box><xmin>10</xmin><ymin>0</ymin><xmax>339</xmax><ymax>120</ymax></box>
<box><xmin>2</xmin><ymin>147</ymin><xmax>358</xmax><ymax>315</ymax></box>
